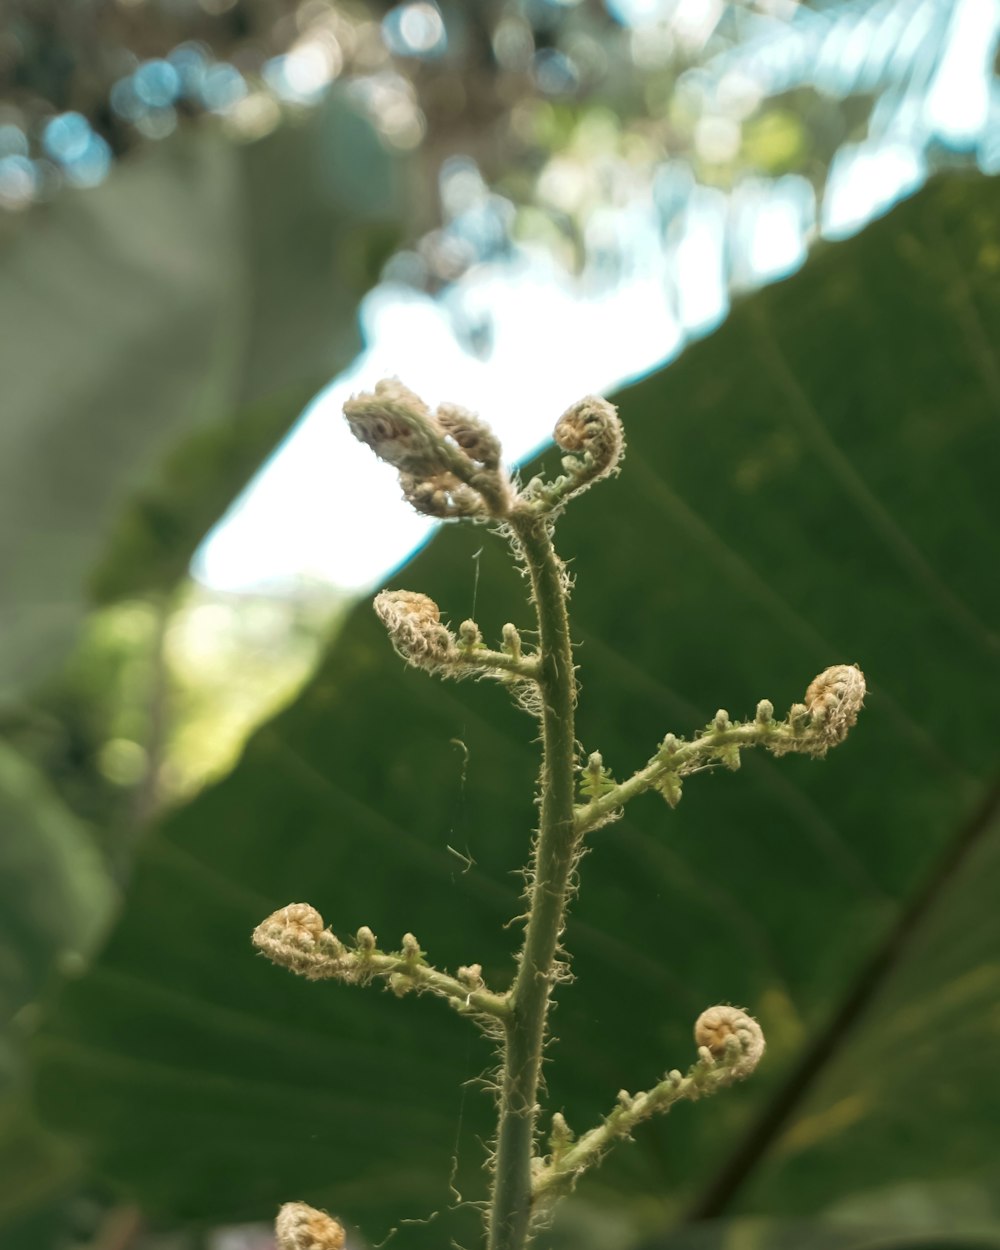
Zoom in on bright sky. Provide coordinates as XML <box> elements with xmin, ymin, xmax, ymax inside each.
<box><xmin>195</xmin><ymin>0</ymin><xmax>998</xmax><ymax>595</ymax></box>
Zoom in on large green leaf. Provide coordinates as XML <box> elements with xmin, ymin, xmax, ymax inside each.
<box><xmin>0</xmin><ymin>93</ymin><xmax>400</xmax><ymax>700</ymax></box>
<box><xmin>32</xmin><ymin>172</ymin><xmax>1000</xmax><ymax>1245</ymax></box>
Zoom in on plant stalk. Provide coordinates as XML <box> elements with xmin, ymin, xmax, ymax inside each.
<box><xmin>488</xmin><ymin>513</ymin><xmax>578</xmax><ymax>1250</ymax></box>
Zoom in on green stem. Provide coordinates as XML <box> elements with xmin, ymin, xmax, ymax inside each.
<box><xmin>252</xmin><ymin>915</ymin><xmax>510</xmax><ymax>1023</ymax></box>
<box><xmin>574</xmin><ymin>713</ymin><xmax>830</xmax><ymax>835</ymax></box>
<box><xmin>531</xmin><ymin>1046</ymin><xmax>746</xmax><ymax>1212</ymax></box>
<box><xmin>488</xmin><ymin>514</ymin><xmax>578</xmax><ymax>1250</ymax></box>
<box><xmin>358</xmin><ymin>951</ymin><xmax>511</xmax><ymax>1020</ymax></box>
<box><xmin>454</xmin><ymin>648</ymin><xmax>541</xmax><ymax>680</ymax></box>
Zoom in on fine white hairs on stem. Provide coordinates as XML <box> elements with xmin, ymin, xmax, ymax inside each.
<box><xmin>694</xmin><ymin>1005</ymin><xmax>765</xmax><ymax>1079</ymax></box>
<box><xmin>275</xmin><ymin>1202</ymin><xmax>346</xmax><ymax>1250</ymax></box>
<box><xmin>374</xmin><ymin>589</ymin><xmax>458</xmax><ymax>672</ymax></box>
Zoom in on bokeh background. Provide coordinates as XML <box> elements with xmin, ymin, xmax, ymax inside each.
<box><xmin>2</xmin><ymin>2</ymin><xmax>1000</xmax><ymax>1249</ymax></box>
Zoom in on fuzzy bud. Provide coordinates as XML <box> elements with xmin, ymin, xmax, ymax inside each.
<box><xmin>374</xmin><ymin>590</ymin><xmax>458</xmax><ymax>671</ymax></box>
<box><xmin>345</xmin><ymin>381</ymin><xmax>512</xmax><ymax>518</ymax></box>
<box><xmin>554</xmin><ymin>396</ymin><xmax>624</xmax><ymax>483</ymax></box>
<box><xmin>399</xmin><ymin>470</ymin><xmax>487</xmax><ymax>519</ymax></box>
<box><xmin>264</xmin><ymin>903</ymin><xmax>323</xmax><ymax>947</ymax></box>
<box><xmin>713</xmin><ymin>709</ymin><xmax>731</xmax><ymax>733</ymax></box>
<box><xmin>401</xmin><ymin>932</ymin><xmax>422</xmax><ymax>959</ymax></box>
<box><xmin>275</xmin><ymin>1202</ymin><xmax>345</xmax><ymax>1250</ymax></box>
<box><xmin>436</xmin><ymin>402</ymin><xmax>502</xmax><ymax>469</ymax></box>
<box><xmin>356</xmin><ymin>926</ymin><xmax>377</xmax><ymax>952</ymax></box>
<box><xmin>658</xmin><ymin>772</ymin><xmax>683</xmax><ymax>808</ymax></box>
<box><xmin>457</xmin><ymin>963</ymin><xmax>484</xmax><ymax>988</ymax></box>
<box><xmin>694</xmin><ymin>1005</ymin><xmax>765</xmax><ymax>1080</ymax></box>
<box><xmin>252</xmin><ymin>905</ymin><xmax>347</xmax><ymax>980</ymax></box>
<box><xmin>501</xmin><ymin>623</ymin><xmax>522</xmax><ymax>660</ymax></box>
<box><xmin>458</xmin><ymin>619</ymin><xmax>482</xmax><ymax>649</ymax></box>
<box><xmin>755</xmin><ymin>699</ymin><xmax>774</xmax><ymax>725</ymax></box>
<box><xmin>549</xmin><ymin>1111</ymin><xmax>575</xmax><ymax>1152</ymax></box>
<box><xmin>805</xmin><ymin>664</ymin><xmax>866</xmax><ymax>748</ymax></box>
<box><xmin>344</xmin><ymin>380</ymin><xmax>447</xmax><ymax>477</ymax></box>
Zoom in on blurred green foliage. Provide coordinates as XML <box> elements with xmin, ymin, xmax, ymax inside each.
<box><xmin>3</xmin><ymin>587</ymin><xmax>344</xmax><ymax>851</ymax></box>
<box><xmin>0</xmin><ymin>75</ymin><xmax>400</xmax><ymax>1250</ymax></box>
<box><xmin>0</xmin><ymin>743</ymin><xmax>116</xmax><ymax>1250</ymax></box>
<box><xmin>0</xmin><ymin>89</ymin><xmax>400</xmax><ymax>702</ymax></box>
<box><xmin>2</xmin><ymin>0</ymin><xmax>958</xmax><ymax>291</ymax></box>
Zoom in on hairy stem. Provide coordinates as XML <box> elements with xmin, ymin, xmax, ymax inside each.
<box><xmin>532</xmin><ymin>1041</ymin><xmax>750</xmax><ymax>1212</ymax></box>
<box><xmin>488</xmin><ymin>513</ymin><xmax>578</xmax><ymax>1250</ymax></box>
<box><xmin>575</xmin><ymin>720</ymin><xmax>778</xmax><ymax>833</ymax></box>
<box><xmin>455</xmin><ymin>647</ymin><xmax>541</xmax><ymax>680</ymax></box>
<box><xmin>574</xmin><ymin>709</ymin><xmax>845</xmax><ymax>835</ymax></box>
<box><xmin>252</xmin><ymin>907</ymin><xmax>510</xmax><ymax>1024</ymax></box>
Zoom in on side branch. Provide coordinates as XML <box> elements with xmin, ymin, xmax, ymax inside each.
<box><xmin>374</xmin><ymin>591</ymin><xmax>539</xmax><ymax>686</ymax></box>
<box><xmin>253</xmin><ymin>904</ymin><xmax>510</xmax><ymax>1025</ymax></box>
<box><xmin>576</xmin><ymin>665</ymin><xmax>866</xmax><ymax>834</ymax></box>
<box><xmin>454</xmin><ymin>644</ymin><xmax>541</xmax><ymax>682</ymax></box>
<box><xmin>532</xmin><ymin>1007</ymin><xmax>765</xmax><ymax>1214</ymax></box>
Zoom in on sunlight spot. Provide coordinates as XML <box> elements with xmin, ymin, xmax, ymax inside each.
<box><xmin>923</xmin><ymin>0</ymin><xmax>999</xmax><ymax>146</ymax></box>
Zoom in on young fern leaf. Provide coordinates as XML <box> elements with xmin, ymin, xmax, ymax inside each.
<box><xmin>579</xmin><ymin>750</ymin><xmax>618</xmax><ymax>800</ymax></box>
<box><xmin>251</xmin><ymin>383</ymin><xmax>865</xmax><ymax>1250</ymax></box>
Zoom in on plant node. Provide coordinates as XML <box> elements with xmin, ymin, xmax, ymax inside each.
<box><xmin>502</xmin><ymin>623</ymin><xmax>523</xmax><ymax>659</ymax></box>
<box><xmin>549</xmin><ymin>1112</ymin><xmax>574</xmax><ymax>1156</ymax></box>
<box><xmin>460</xmin><ymin>619</ymin><xmax>484</xmax><ymax>649</ymax></box>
